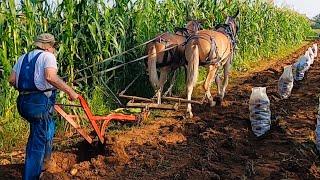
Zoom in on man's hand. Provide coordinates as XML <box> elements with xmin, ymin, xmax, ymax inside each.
<box><xmin>8</xmin><ymin>71</ymin><xmax>16</xmax><ymax>87</ymax></box>
<box><xmin>68</xmin><ymin>91</ymin><xmax>79</xmax><ymax>101</ymax></box>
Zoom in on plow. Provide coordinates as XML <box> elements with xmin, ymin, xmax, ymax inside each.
<box><xmin>54</xmin><ymin>95</ymin><xmax>144</xmax><ymax>145</ymax></box>
<box><xmin>54</xmin><ymin>83</ymin><xmax>203</xmax><ymax>146</ymax></box>
<box><xmin>55</xmin><ymin>31</ymin><xmax>204</xmax><ymax>146</ymax></box>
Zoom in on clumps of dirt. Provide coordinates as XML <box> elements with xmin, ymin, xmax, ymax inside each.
<box><xmin>41</xmin><ymin>155</ymin><xmax>108</xmax><ymax>179</ymax></box>
<box><xmin>68</xmin><ymin>155</ymin><xmax>108</xmax><ymax>178</ymax></box>
<box><xmin>41</xmin><ymin>118</ymin><xmax>189</xmax><ymax>179</ymax></box>
<box><xmin>0</xmin><ymin>164</ymin><xmax>23</xmax><ymax>180</ymax></box>
<box><xmin>50</xmin><ymin>152</ymin><xmax>77</xmax><ymax>172</ymax></box>
<box><xmin>105</xmin><ymin>140</ymin><xmax>130</xmax><ymax>165</ymax></box>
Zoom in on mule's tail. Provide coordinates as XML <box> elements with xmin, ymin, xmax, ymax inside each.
<box><xmin>186</xmin><ymin>44</ymin><xmax>200</xmax><ymax>88</ymax></box>
<box><xmin>147</xmin><ymin>43</ymin><xmax>159</xmax><ymax>89</ymax></box>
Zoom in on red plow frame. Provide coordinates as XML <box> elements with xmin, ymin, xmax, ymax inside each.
<box><xmin>54</xmin><ymin>95</ymin><xmax>141</xmax><ymax>144</ymax></box>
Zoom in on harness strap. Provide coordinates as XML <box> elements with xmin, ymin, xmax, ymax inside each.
<box><xmin>187</xmin><ymin>34</ymin><xmax>221</xmax><ymax>65</ymax></box>
<box><xmin>149</xmin><ymin>36</ymin><xmax>170</xmax><ymax>68</ymax></box>
<box><xmin>216</xmin><ymin>24</ymin><xmax>237</xmax><ymax>52</ymax></box>
<box><xmin>156</xmin><ymin>44</ymin><xmax>177</xmax><ymax>68</ymax></box>
<box><xmin>18</xmin><ymin>51</ymin><xmax>57</xmax><ymax>94</ymax></box>
<box><xmin>152</xmin><ymin>34</ymin><xmax>182</xmax><ymax>68</ymax></box>
<box><xmin>17</xmin><ymin>52</ymin><xmax>42</xmax><ymax>91</ymax></box>
<box><xmin>205</xmin><ymin>37</ymin><xmax>221</xmax><ymax>65</ymax></box>
<box><xmin>161</xmin><ymin>48</ymin><xmax>170</xmax><ymax>66</ymax></box>
<box><xmin>148</xmin><ymin>30</ymin><xmax>193</xmax><ymax>69</ymax></box>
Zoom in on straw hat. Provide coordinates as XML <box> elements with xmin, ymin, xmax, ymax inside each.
<box><xmin>34</xmin><ymin>33</ymin><xmax>56</xmax><ymax>50</ymax></box>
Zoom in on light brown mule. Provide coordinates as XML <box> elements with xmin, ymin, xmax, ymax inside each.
<box><xmin>185</xmin><ymin>11</ymin><xmax>239</xmax><ymax>118</ymax></box>
<box><xmin>146</xmin><ymin>20</ymin><xmax>202</xmax><ymax>104</ymax></box>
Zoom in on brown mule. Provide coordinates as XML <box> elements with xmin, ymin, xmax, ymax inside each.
<box><xmin>146</xmin><ymin>20</ymin><xmax>202</xmax><ymax>104</ymax></box>
<box><xmin>184</xmin><ymin>10</ymin><xmax>240</xmax><ymax>118</ymax></box>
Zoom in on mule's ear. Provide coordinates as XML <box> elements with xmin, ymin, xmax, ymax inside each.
<box><xmin>233</xmin><ymin>9</ymin><xmax>240</xmax><ymax>18</ymax></box>
<box><xmin>198</xmin><ymin>19</ymin><xmax>206</xmax><ymax>24</ymax></box>
<box><xmin>186</xmin><ymin>14</ymin><xmax>192</xmax><ymax>22</ymax></box>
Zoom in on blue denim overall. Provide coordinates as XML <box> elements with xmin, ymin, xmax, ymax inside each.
<box><xmin>16</xmin><ymin>52</ymin><xmax>56</xmax><ymax>180</ymax></box>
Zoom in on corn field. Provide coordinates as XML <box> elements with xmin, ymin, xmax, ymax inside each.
<box><xmin>0</xmin><ymin>0</ymin><xmax>314</xmax><ymax>150</ymax></box>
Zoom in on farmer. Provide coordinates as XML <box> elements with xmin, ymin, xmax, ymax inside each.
<box><xmin>8</xmin><ymin>33</ymin><xmax>79</xmax><ymax>179</ymax></box>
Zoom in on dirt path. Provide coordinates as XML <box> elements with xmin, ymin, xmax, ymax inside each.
<box><xmin>1</xmin><ymin>40</ymin><xmax>320</xmax><ymax>179</ymax></box>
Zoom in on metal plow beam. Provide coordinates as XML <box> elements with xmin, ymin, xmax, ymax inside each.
<box><xmin>54</xmin><ymin>95</ymin><xmax>140</xmax><ymax>144</ymax></box>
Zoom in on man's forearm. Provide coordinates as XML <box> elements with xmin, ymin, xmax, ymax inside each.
<box><xmin>47</xmin><ymin>76</ymin><xmax>76</xmax><ymax>96</ymax></box>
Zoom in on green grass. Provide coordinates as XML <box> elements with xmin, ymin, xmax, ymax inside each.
<box><xmin>0</xmin><ymin>117</ymin><xmax>28</xmax><ymax>151</ymax></box>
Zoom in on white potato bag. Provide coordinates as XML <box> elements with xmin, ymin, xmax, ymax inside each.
<box><xmin>278</xmin><ymin>65</ymin><xmax>294</xmax><ymax>99</ymax></box>
<box><xmin>249</xmin><ymin>87</ymin><xmax>271</xmax><ymax>137</ymax></box>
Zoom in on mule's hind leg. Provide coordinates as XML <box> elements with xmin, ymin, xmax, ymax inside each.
<box><xmin>186</xmin><ymin>80</ymin><xmax>194</xmax><ymax>118</ymax></box>
<box><xmin>156</xmin><ymin>67</ymin><xmax>170</xmax><ymax>104</ymax></box>
<box><xmin>163</xmin><ymin>69</ymin><xmax>177</xmax><ymax>97</ymax></box>
<box><xmin>203</xmin><ymin>64</ymin><xmax>218</xmax><ymax>107</ymax></box>
<box><xmin>215</xmin><ymin>71</ymin><xmax>222</xmax><ymax>97</ymax></box>
<box><xmin>218</xmin><ymin>57</ymin><xmax>232</xmax><ymax>102</ymax></box>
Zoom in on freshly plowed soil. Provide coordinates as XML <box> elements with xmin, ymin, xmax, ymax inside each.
<box><xmin>1</xmin><ymin>40</ymin><xmax>320</xmax><ymax>180</ymax></box>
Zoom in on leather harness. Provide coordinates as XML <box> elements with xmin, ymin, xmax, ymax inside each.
<box><xmin>187</xmin><ymin>33</ymin><xmax>221</xmax><ymax>66</ymax></box>
<box><xmin>154</xmin><ymin>28</ymin><xmax>191</xmax><ymax>69</ymax></box>
<box><xmin>146</xmin><ymin>21</ymin><xmax>203</xmax><ymax>69</ymax></box>
<box><xmin>215</xmin><ymin>24</ymin><xmax>237</xmax><ymax>52</ymax></box>
<box><xmin>187</xmin><ymin>23</ymin><xmax>237</xmax><ymax>66</ymax></box>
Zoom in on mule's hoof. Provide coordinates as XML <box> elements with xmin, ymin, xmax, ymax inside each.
<box><xmin>157</xmin><ymin>95</ymin><xmax>162</xmax><ymax>104</ymax></box>
<box><xmin>210</xmin><ymin>101</ymin><xmax>217</xmax><ymax>107</ymax></box>
<box><xmin>215</xmin><ymin>97</ymin><xmax>222</xmax><ymax>106</ymax></box>
<box><xmin>163</xmin><ymin>90</ymin><xmax>171</xmax><ymax>97</ymax></box>
<box><xmin>186</xmin><ymin>112</ymin><xmax>193</xmax><ymax>119</ymax></box>
<box><xmin>201</xmin><ymin>96</ymin><xmax>208</xmax><ymax>104</ymax></box>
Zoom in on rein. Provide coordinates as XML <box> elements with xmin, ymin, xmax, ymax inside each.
<box><xmin>69</xmin><ymin>32</ymin><xmax>168</xmax><ymax>79</ymax></box>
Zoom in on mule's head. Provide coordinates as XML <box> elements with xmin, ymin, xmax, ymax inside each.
<box><xmin>225</xmin><ymin>10</ymin><xmax>240</xmax><ymax>37</ymax></box>
<box><xmin>185</xmin><ymin>20</ymin><xmax>202</xmax><ymax>34</ymax></box>
<box><xmin>174</xmin><ymin>20</ymin><xmax>202</xmax><ymax>37</ymax></box>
